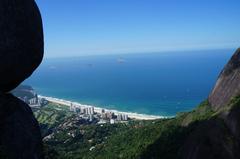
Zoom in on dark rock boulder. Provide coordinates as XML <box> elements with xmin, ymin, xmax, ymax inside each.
<box><xmin>0</xmin><ymin>94</ymin><xmax>43</xmax><ymax>159</ymax></box>
<box><xmin>222</xmin><ymin>99</ymin><xmax>240</xmax><ymax>141</ymax></box>
<box><xmin>209</xmin><ymin>48</ymin><xmax>240</xmax><ymax>110</ymax></box>
<box><xmin>0</xmin><ymin>0</ymin><xmax>44</xmax><ymax>158</ymax></box>
<box><xmin>0</xmin><ymin>0</ymin><xmax>44</xmax><ymax>92</ymax></box>
<box><xmin>180</xmin><ymin>118</ymin><xmax>240</xmax><ymax>159</ymax></box>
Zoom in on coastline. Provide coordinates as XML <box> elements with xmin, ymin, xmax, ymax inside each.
<box><xmin>39</xmin><ymin>95</ymin><xmax>169</xmax><ymax>120</ymax></box>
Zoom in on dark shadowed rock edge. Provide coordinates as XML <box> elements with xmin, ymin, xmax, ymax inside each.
<box><xmin>0</xmin><ymin>94</ymin><xmax>43</xmax><ymax>159</ymax></box>
<box><xmin>0</xmin><ymin>0</ymin><xmax>44</xmax><ymax>93</ymax></box>
<box><xmin>0</xmin><ymin>0</ymin><xmax>44</xmax><ymax>159</ymax></box>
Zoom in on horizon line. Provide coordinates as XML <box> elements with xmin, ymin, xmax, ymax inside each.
<box><xmin>43</xmin><ymin>47</ymin><xmax>237</xmax><ymax>59</ymax></box>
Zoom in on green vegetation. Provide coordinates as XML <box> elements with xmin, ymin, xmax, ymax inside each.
<box><xmin>179</xmin><ymin>100</ymin><xmax>214</xmax><ymax>126</ymax></box>
<box><xmin>34</xmin><ymin>99</ymin><xmax>220</xmax><ymax>159</ymax></box>
<box><xmin>224</xmin><ymin>95</ymin><xmax>240</xmax><ymax>110</ymax></box>
<box><xmin>34</xmin><ymin>102</ymin><xmax>72</xmax><ymax>126</ymax></box>
<box><xmin>33</xmin><ymin>102</ymin><xmax>74</xmax><ymax>136</ymax></box>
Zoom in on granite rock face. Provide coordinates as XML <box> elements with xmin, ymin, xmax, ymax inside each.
<box><xmin>0</xmin><ymin>94</ymin><xmax>43</xmax><ymax>159</ymax></box>
<box><xmin>180</xmin><ymin>48</ymin><xmax>240</xmax><ymax>159</ymax></box>
<box><xmin>209</xmin><ymin>48</ymin><xmax>240</xmax><ymax>110</ymax></box>
<box><xmin>0</xmin><ymin>0</ymin><xmax>44</xmax><ymax>92</ymax></box>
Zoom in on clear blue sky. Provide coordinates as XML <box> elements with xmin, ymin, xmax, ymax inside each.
<box><xmin>36</xmin><ymin>0</ymin><xmax>240</xmax><ymax>58</ymax></box>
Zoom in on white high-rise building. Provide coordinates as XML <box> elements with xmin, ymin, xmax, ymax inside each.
<box><xmin>89</xmin><ymin>114</ymin><xmax>93</xmax><ymax>122</ymax></box>
<box><xmin>117</xmin><ymin>114</ymin><xmax>128</xmax><ymax>121</ymax></box>
<box><xmin>122</xmin><ymin>114</ymin><xmax>128</xmax><ymax>121</ymax></box>
<box><xmin>80</xmin><ymin>107</ymin><xmax>85</xmax><ymax>114</ymax></box>
<box><xmin>117</xmin><ymin>114</ymin><xmax>122</xmax><ymax>121</ymax></box>
<box><xmin>110</xmin><ymin>119</ymin><xmax>115</xmax><ymax>124</ymax></box>
<box><xmin>90</xmin><ymin>107</ymin><xmax>94</xmax><ymax>114</ymax></box>
<box><xmin>70</xmin><ymin>103</ymin><xmax>76</xmax><ymax>112</ymax></box>
<box><xmin>85</xmin><ymin>107</ymin><xmax>94</xmax><ymax>115</ymax></box>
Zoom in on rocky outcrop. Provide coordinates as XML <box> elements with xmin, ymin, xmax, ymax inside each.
<box><xmin>181</xmin><ymin>117</ymin><xmax>240</xmax><ymax>159</ymax></box>
<box><xmin>224</xmin><ymin>104</ymin><xmax>240</xmax><ymax>140</ymax></box>
<box><xmin>181</xmin><ymin>48</ymin><xmax>240</xmax><ymax>159</ymax></box>
<box><xmin>0</xmin><ymin>0</ymin><xmax>44</xmax><ymax>158</ymax></box>
<box><xmin>209</xmin><ymin>48</ymin><xmax>240</xmax><ymax>110</ymax></box>
<box><xmin>0</xmin><ymin>0</ymin><xmax>44</xmax><ymax>92</ymax></box>
<box><xmin>0</xmin><ymin>94</ymin><xmax>43</xmax><ymax>159</ymax></box>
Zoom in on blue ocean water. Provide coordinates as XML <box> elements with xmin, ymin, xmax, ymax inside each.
<box><xmin>24</xmin><ymin>49</ymin><xmax>233</xmax><ymax>116</ymax></box>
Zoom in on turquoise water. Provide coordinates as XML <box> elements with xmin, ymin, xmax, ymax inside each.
<box><xmin>24</xmin><ymin>49</ymin><xmax>233</xmax><ymax>116</ymax></box>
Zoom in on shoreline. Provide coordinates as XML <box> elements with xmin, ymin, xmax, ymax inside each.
<box><xmin>39</xmin><ymin>95</ymin><xmax>170</xmax><ymax>120</ymax></box>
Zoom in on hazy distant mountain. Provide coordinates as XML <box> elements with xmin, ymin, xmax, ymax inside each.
<box><xmin>12</xmin><ymin>85</ymin><xmax>36</xmax><ymax>99</ymax></box>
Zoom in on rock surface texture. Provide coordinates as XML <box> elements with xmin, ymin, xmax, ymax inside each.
<box><xmin>0</xmin><ymin>0</ymin><xmax>44</xmax><ymax>159</ymax></box>
<box><xmin>0</xmin><ymin>94</ymin><xmax>43</xmax><ymax>159</ymax></box>
<box><xmin>0</xmin><ymin>0</ymin><xmax>44</xmax><ymax>92</ymax></box>
<box><xmin>181</xmin><ymin>48</ymin><xmax>240</xmax><ymax>159</ymax></box>
<box><xmin>209</xmin><ymin>48</ymin><xmax>240</xmax><ymax>110</ymax></box>
<box><xmin>181</xmin><ymin>117</ymin><xmax>240</xmax><ymax>159</ymax></box>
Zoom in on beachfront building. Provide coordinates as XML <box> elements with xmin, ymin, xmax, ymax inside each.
<box><xmin>38</xmin><ymin>97</ymin><xmax>49</xmax><ymax>106</ymax></box>
<box><xmin>84</xmin><ymin>107</ymin><xmax>94</xmax><ymax>115</ymax></box>
<box><xmin>29</xmin><ymin>97</ymin><xmax>38</xmax><ymax>105</ymax></box>
<box><xmin>88</xmin><ymin>107</ymin><xmax>94</xmax><ymax>115</ymax></box>
<box><xmin>117</xmin><ymin>114</ymin><xmax>129</xmax><ymax>121</ymax></box>
<box><xmin>122</xmin><ymin>114</ymin><xmax>128</xmax><ymax>121</ymax></box>
<box><xmin>80</xmin><ymin>107</ymin><xmax>85</xmax><ymax>114</ymax></box>
<box><xmin>117</xmin><ymin>114</ymin><xmax>121</xmax><ymax>121</ymax></box>
<box><xmin>85</xmin><ymin>107</ymin><xmax>89</xmax><ymax>114</ymax></box>
<box><xmin>70</xmin><ymin>103</ymin><xmax>77</xmax><ymax>112</ymax></box>
<box><xmin>26</xmin><ymin>94</ymin><xmax>48</xmax><ymax>107</ymax></box>
<box><xmin>68</xmin><ymin>103</ymin><xmax>131</xmax><ymax>124</ymax></box>
<box><xmin>89</xmin><ymin>114</ymin><xmax>93</xmax><ymax>122</ymax></box>
<box><xmin>106</xmin><ymin>112</ymin><xmax>114</xmax><ymax>119</ymax></box>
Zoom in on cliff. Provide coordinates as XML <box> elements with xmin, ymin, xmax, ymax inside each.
<box><xmin>0</xmin><ymin>0</ymin><xmax>44</xmax><ymax>159</ymax></box>
<box><xmin>180</xmin><ymin>48</ymin><xmax>240</xmax><ymax>159</ymax></box>
<box><xmin>209</xmin><ymin>48</ymin><xmax>240</xmax><ymax>110</ymax></box>
<box><xmin>0</xmin><ymin>94</ymin><xmax>43</xmax><ymax>159</ymax></box>
<box><xmin>0</xmin><ymin>0</ymin><xmax>44</xmax><ymax>92</ymax></box>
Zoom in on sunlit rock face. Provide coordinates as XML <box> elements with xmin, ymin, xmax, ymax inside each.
<box><xmin>209</xmin><ymin>48</ymin><xmax>240</xmax><ymax>110</ymax></box>
<box><xmin>0</xmin><ymin>0</ymin><xmax>44</xmax><ymax>93</ymax></box>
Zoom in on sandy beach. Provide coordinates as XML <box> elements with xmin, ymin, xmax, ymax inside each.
<box><xmin>39</xmin><ymin>95</ymin><xmax>167</xmax><ymax>120</ymax></box>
